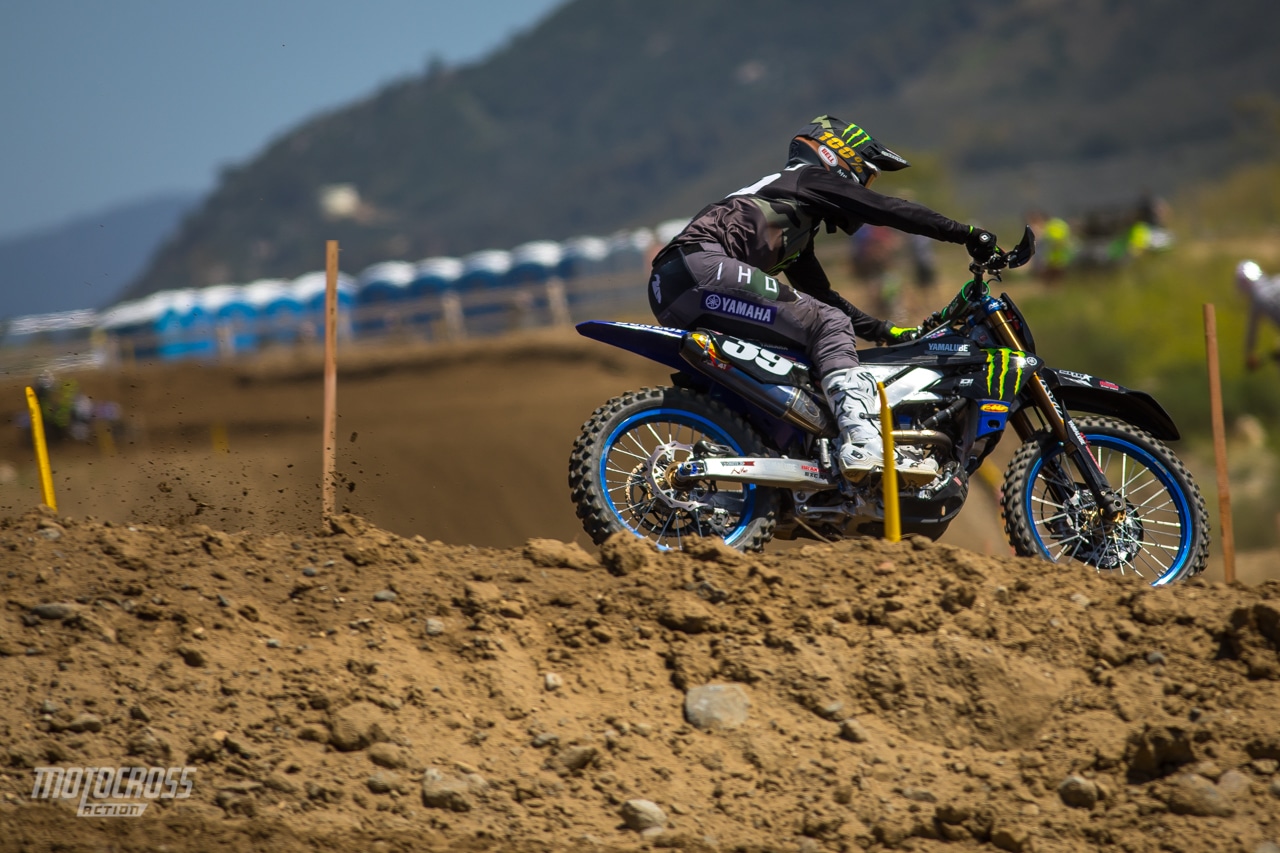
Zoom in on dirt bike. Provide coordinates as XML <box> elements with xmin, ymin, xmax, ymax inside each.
<box><xmin>569</xmin><ymin>227</ymin><xmax>1209</xmax><ymax>585</ymax></box>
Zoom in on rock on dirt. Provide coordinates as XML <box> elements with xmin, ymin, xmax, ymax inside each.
<box><xmin>1</xmin><ymin>512</ymin><xmax>1279</xmax><ymax>853</ymax></box>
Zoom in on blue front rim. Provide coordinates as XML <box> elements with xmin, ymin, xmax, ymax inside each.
<box><xmin>600</xmin><ymin>407</ymin><xmax>757</xmax><ymax>549</ymax></box>
<box><xmin>1024</xmin><ymin>433</ymin><xmax>1193</xmax><ymax>585</ymax></box>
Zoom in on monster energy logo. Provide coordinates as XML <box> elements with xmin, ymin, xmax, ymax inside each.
<box><xmin>985</xmin><ymin>349</ymin><xmax>1026</xmax><ymax>399</ymax></box>
<box><xmin>841</xmin><ymin>124</ymin><xmax>870</xmax><ymax>146</ymax></box>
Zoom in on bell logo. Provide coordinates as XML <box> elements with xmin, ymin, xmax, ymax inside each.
<box><xmin>818</xmin><ymin>147</ymin><xmax>840</xmax><ymax>168</ymax></box>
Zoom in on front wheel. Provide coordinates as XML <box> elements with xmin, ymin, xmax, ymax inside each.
<box><xmin>569</xmin><ymin>386</ymin><xmax>779</xmax><ymax>552</ymax></box>
<box><xmin>1001</xmin><ymin>416</ymin><xmax>1209</xmax><ymax>585</ymax></box>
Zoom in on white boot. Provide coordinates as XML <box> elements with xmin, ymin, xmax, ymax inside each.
<box><xmin>821</xmin><ymin>368</ymin><xmax>940</xmax><ymax>486</ymax></box>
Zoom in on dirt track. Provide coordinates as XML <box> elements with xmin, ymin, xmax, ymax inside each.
<box><xmin>0</xmin><ymin>329</ymin><xmax>1017</xmax><ymax>555</ymax></box>
<box><xmin>3</xmin><ymin>328</ymin><xmax>1280</xmax><ymax>852</ymax></box>
<box><xmin>0</xmin><ymin>327</ymin><xmax>1267</xmax><ymax>581</ymax></box>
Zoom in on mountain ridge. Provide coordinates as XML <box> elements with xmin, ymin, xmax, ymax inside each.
<box><xmin>123</xmin><ymin>0</ymin><xmax>1280</xmax><ymax>300</ymax></box>
<box><xmin>0</xmin><ymin>192</ymin><xmax>199</xmax><ymax>320</ymax></box>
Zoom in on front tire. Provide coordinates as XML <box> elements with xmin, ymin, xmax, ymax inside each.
<box><xmin>569</xmin><ymin>386</ymin><xmax>779</xmax><ymax>552</ymax></box>
<box><xmin>1001</xmin><ymin>416</ymin><xmax>1209</xmax><ymax>585</ymax></box>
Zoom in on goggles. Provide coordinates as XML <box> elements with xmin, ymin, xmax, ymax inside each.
<box><xmin>860</xmin><ymin>161</ymin><xmax>880</xmax><ymax>188</ymax></box>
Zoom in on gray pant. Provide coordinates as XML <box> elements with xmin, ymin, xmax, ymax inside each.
<box><xmin>648</xmin><ymin>243</ymin><xmax>859</xmax><ymax>377</ymax></box>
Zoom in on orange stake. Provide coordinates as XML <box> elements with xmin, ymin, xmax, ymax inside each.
<box><xmin>1203</xmin><ymin>304</ymin><xmax>1235</xmax><ymax>582</ymax></box>
<box><xmin>322</xmin><ymin>241</ymin><xmax>339</xmax><ymax>521</ymax></box>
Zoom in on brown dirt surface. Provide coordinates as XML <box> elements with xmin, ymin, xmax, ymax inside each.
<box><xmin>2</xmin><ymin>326</ymin><xmax>1279</xmax><ymax>851</ymax></box>
<box><xmin>2</xmin><ymin>507</ymin><xmax>1280</xmax><ymax>852</ymax></box>
<box><xmin>0</xmin><ymin>329</ymin><xmax>1016</xmax><ymax>558</ymax></box>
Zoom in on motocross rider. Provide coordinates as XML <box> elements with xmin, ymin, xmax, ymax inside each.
<box><xmin>647</xmin><ymin>115</ymin><xmax>999</xmax><ymax>484</ymax></box>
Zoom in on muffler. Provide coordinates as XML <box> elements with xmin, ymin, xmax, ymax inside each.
<box><xmin>680</xmin><ymin>333</ymin><xmax>835</xmax><ymax>436</ymax></box>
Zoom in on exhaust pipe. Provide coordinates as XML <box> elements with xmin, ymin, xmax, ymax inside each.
<box><xmin>680</xmin><ymin>333</ymin><xmax>835</xmax><ymax>436</ymax></box>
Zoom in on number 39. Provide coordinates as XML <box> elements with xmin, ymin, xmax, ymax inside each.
<box><xmin>720</xmin><ymin>340</ymin><xmax>793</xmax><ymax>376</ymax></box>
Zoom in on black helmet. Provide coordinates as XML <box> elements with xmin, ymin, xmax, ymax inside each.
<box><xmin>787</xmin><ymin>115</ymin><xmax>910</xmax><ymax>187</ymax></box>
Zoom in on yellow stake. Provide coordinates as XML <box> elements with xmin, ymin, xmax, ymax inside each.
<box><xmin>211</xmin><ymin>422</ymin><xmax>231</xmax><ymax>453</ymax></box>
<box><xmin>877</xmin><ymin>382</ymin><xmax>900</xmax><ymax>542</ymax></box>
<box><xmin>24</xmin><ymin>387</ymin><xmax>58</xmax><ymax>512</ymax></box>
<box><xmin>95</xmin><ymin>419</ymin><xmax>117</xmax><ymax>457</ymax></box>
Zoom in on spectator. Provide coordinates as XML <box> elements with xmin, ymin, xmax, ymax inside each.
<box><xmin>1027</xmin><ymin>209</ymin><xmax>1074</xmax><ymax>284</ymax></box>
<box><xmin>1236</xmin><ymin>260</ymin><xmax>1280</xmax><ymax>371</ymax></box>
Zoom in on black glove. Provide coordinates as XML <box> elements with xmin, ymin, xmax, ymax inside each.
<box><xmin>965</xmin><ymin>226</ymin><xmax>998</xmax><ymax>263</ymax></box>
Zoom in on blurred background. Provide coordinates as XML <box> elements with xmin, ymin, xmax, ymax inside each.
<box><xmin>1</xmin><ymin>0</ymin><xmax>1278</xmax><ymax>578</ymax></box>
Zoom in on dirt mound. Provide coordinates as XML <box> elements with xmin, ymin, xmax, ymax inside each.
<box><xmin>2</xmin><ymin>508</ymin><xmax>1279</xmax><ymax>852</ymax></box>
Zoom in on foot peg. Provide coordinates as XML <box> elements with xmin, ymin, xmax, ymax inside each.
<box><xmin>693</xmin><ymin>440</ymin><xmax>737</xmax><ymax>458</ymax></box>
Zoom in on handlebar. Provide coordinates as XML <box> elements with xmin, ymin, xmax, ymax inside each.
<box><xmin>917</xmin><ymin>226</ymin><xmax>1036</xmax><ymax>333</ymax></box>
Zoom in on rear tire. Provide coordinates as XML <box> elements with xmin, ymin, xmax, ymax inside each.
<box><xmin>569</xmin><ymin>386</ymin><xmax>779</xmax><ymax>552</ymax></box>
<box><xmin>1001</xmin><ymin>416</ymin><xmax>1209</xmax><ymax>584</ymax></box>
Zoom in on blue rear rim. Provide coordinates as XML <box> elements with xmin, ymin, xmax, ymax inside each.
<box><xmin>1024</xmin><ymin>433</ymin><xmax>1193</xmax><ymax>585</ymax></box>
<box><xmin>600</xmin><ymin>407</ymin><xmax>757</xmax><ymax>550</ymax></box>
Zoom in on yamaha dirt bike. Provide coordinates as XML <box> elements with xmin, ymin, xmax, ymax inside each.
<box><xmin>569</xmin><ymin>228</ymin><xmax>1209</xmax><ymax>585</ymax></box>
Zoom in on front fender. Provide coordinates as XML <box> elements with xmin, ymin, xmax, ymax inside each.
<box><xmin>1041</xmin><ymin>367</ymin><xmax>1180</xmax><ymax>441</ymax></box>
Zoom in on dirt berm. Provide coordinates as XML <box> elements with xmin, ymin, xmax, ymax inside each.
<box><xmin>2</xmin><ymin>509</ymin><xmax>1280</xmax><ymax>852</ymax></box>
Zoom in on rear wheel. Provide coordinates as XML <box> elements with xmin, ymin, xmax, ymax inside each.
<box><xmin>569</xmin><ymin>386</ymin><xmax>779</xmax><ymax>551</ymax></box>
<box><xmin>1001</xmin><ymin>416</ymin><xmax>1209</xmax><ymax>584</ymax></box>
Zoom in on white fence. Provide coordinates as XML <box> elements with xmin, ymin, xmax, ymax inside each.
<box><xmin>4</xmin><ymin>270</ymin><xmax>649</xmax><ymax>372</ymax></box>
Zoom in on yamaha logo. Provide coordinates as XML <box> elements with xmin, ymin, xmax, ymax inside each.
<box><xmin>705</xmin><ymin>294</ymin><xmax>722</xmax><ymax>310</ymax></box>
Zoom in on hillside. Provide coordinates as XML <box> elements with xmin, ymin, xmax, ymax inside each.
<box><xmin>0</xmin><ymin>193</ymin><xmax>197</xmax><ymax>320</ymax></box>
<box><xmin>2</xmin><ymin>509</ymin><xmax>1279</xmax><ymax>852</ymax></box>
<box><xmin>125</xmin><ymin>0</ymin><xmax>1280</xmax><ymax>299</ymax></box>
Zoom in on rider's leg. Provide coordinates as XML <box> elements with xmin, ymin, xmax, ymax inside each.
<box><xmin>649</xmin><ymin>246</ymin><xmax>938</xmax><ymax>484</ymax></box>
<box><xmin>820</xmin><ymin>367</ymin><xmax>940</xmax><ymax>484</ymax></box>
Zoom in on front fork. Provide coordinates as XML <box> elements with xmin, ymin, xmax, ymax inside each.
<box><xmin>990</xmin><ymin>312</ymin><xmax>1127</xmax><ymax>520</ymax></box>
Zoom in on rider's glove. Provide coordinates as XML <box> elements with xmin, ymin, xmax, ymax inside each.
<box><xmin>965</xmin><ymin>226</ymin><xmax>999</xmax><ymax>263</ymax></box>
<box><xmin>884</xmin><ymin>324</ymin><xmax>922</xmax><ymax>344</ymax></box>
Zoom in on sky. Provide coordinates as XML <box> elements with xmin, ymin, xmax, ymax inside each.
<box><xmin>0</xmin><ymin>0</ymin><xmax>566</xmax><ymax>242</ymax></box>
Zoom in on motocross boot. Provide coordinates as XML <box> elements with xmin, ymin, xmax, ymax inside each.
<box><xmin>821</xmin><ymin>368</ymin><xmax>940</xmax><ymax>486</ymax></box>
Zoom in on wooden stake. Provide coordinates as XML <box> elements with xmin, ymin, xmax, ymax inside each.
<box><xmin>322</xmin><ymin>241</ymin><xmax>339</xmax><ymax>521</ymax></box>
<box><xmin>1203</xmin><ymin>303</ymin><xmax>1235</xmax><ymax>582</ymax></box>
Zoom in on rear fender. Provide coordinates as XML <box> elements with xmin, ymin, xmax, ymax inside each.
<box><xmin>576</xmin><ymin>320</ymin><xmax>690</xmax><ymax>373</ymax></box>
<box><xmin>1041</xmin><ymin>367</ymin><xmax>1180</xmax><ymax>440</ymax></box>
<box><xmin>577</xmin><ymin>321</ymin><xmax>809</xmax><ymax>450</ymax></box>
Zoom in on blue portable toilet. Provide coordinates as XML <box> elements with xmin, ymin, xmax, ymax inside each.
<box><xmin>508</xmin><ymin>240</ymin><xmax>565</xmax><ymax>285</ymax></box>
<box><xmin>557</xmin><ymin>236</ymin><xmax>610</xmax><ymax>280</ymax></box>
<box><xmin>458</xmin><ymin>250</ymin><xmax>512</xmax><ymax>291</ymax></box>
<box><xmin>99</xmin><ymin>294</ymin><xmax>169</xmax><ymax>359</ymax></box>
<box><xmin>291</xmin><ymin>270</ymin><xmax>355</xmax><ymax>339</ymax></box>
<box><xmin>409</xmin><ymin>257</ymin><xmax>464</xmax><ymax>298</ymax></box>
<box><xmin>606</xmin><ymin>228</ymin><xmax>656</xmax><ymax>273</ymax></box>
<box><xmin>355</xmin><ymin>261</ymin><xmax>414</xmax><ymax>334</ymax></box>
<box><xmin>200</xmin><ymin>284</ymin><xmax>258</xmax><ymax>353</ymax></box>
<box><xmin>148</xmin><ymin>290</ymin><xmax>213</xmax><ymax>361</ymax></box>
<box><xmin>243</xmin><ymin>279</ymin><xmax>302</xmax><ymax>343</ymax></box>
<box><xmin>357</xmin><ymin>261</ymin><xmax>414</xmax><ymax>304</ymax></box>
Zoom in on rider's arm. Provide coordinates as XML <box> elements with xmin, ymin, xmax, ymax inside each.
<box><xmin>786</xmin><ymin>245</ymin><xmax>892</xmax><ymax>343</ymax></box>
<box><xmin>797</xmin><ymin>169</ymin><xmax>971</xmax><ymax>244</ymax></box>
